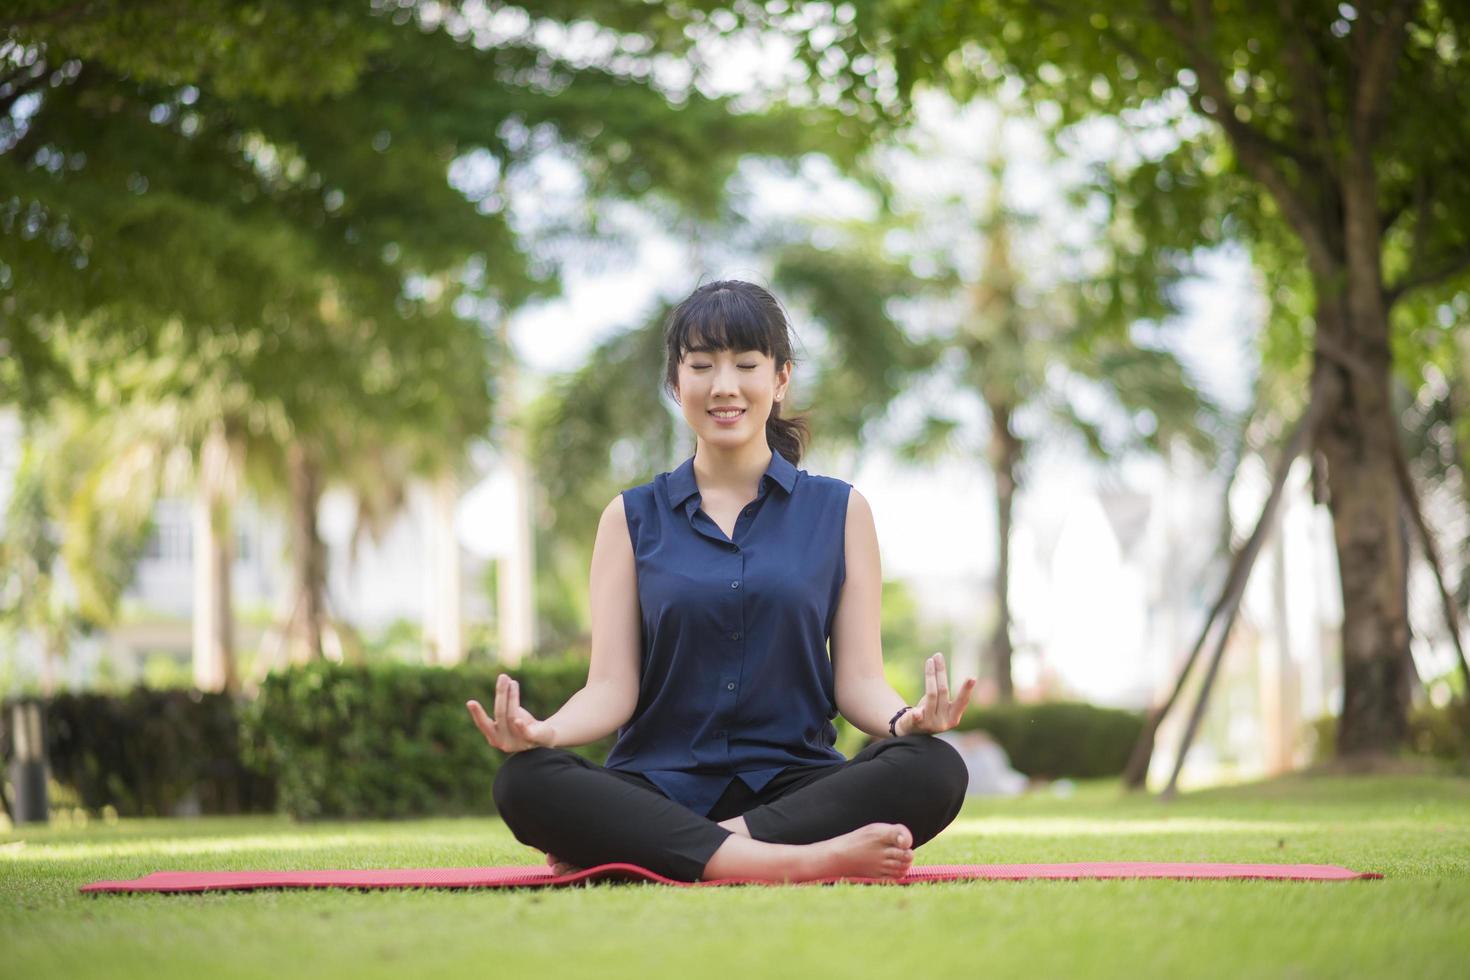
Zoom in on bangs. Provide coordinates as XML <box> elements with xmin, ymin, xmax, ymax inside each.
<box><xmin>670</xmin><ymin>286</ymin><xmax>773</xmax><ymax>359</ymax></box>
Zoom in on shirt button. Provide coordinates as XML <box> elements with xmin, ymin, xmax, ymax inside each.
<box><xmin>726</xmin><ymin>682</ymin><xmax>736</xmax><ymax>691</ymax></box>
<box><xmin>729</xmin><ymin>631</ymin><xmax>740</xmax><ymax>640</ymax></box>
<box><xmin>730</xmin><ymin>581</ymin><xmax>740</xmax><ymax>589</ymax></box>
<box><xmin>729</xmin><ymin>542</ymin><xmax>738</xmax><ymax>551</ymax></box>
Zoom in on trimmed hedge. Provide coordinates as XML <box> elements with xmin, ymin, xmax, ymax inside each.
<box><xmin>954</xmin><ymin>700</ymin><xmax>1146</xmax><ymax>779</ymax></box>
<box><xmin>3</xmin><ymin>661</ymin><xmax>1152</xmax><ymax>822</ymax></box>
<box><xmin>239</xmin><ymin>657</ymin><xmax>601</xmax><ymax>820</ymax></box>
<box><xmin>0</xmin><ymin>688</ymin><xmax>276</xmax><ymax>817</ymax></box>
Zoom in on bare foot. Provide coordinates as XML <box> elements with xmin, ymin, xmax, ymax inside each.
<box><xmin>545</xmin><ymin>852</ymin><xmax>585</xmax><ymax>876</ymax></box>
<box><xmin>800</xmin><ymin>823</ymin><xmax>914</xmax><ymax>880</ymax></box>
<box><xmin>702</xmin><ymin>821</ymin><xmax>915</xmax><ymax>883</ymax></box>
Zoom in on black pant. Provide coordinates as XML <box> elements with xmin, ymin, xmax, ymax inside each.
<box><xmin>492</xmin><ymin>733</ymin><xmax>970</xmax><ymax>882</ymax></box>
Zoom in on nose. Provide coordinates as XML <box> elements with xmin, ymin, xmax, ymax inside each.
<box><xmin>711</xmin><ymin>363</ymin><xmax>742</xmax><ymax>396</ymax></box>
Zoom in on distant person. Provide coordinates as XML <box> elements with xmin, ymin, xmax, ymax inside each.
<box><xmin>468</xmin><ymin>279</ymin><xmax>976</xmax><ymax>883</ymax></box>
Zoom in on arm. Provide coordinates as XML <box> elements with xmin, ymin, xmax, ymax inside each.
<box><xmin>831</xmin><ymin>487</ymin><xmax>913</xmax><ymax>737</ymax></box>
<box><xmin>543</xmin><ymin>494</ymin><xmax>643</xmax><ymax>747</ymax></box>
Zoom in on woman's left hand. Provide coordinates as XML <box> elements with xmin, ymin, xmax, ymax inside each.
<box><xmin>900</xmin><ymin>652</ymin><xmax>977</xmax><ymax>735</ymax></box>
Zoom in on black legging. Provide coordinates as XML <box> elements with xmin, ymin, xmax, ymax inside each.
<box><xmin>492</xmin><ymin>733</ymin><xmax>970</xmax><ymax>882</ymax></box>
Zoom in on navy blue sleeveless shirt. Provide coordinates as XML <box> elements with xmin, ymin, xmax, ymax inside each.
<box><xmin>603</xmin><ymin>449</ymin><xmax>851</xmax><ymax>816</ymax></box>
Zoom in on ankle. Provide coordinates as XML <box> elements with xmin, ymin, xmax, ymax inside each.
<box><xmin>701</xmin><ymin>833</ymin><xmax>810</xmax><ymax>882</ymax></box>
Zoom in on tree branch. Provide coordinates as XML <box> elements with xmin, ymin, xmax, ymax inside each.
<box><xmin>1389</xmin><ymin>415</ymin><xmax>1470</xmax><ymax>697</ymax></box>
<box><xmin>1352</xmin><ymin>0</ymin><xmax>1414</xmax><ymax>152</ymax></box>
<box><xmin>1146</xmin><ymin>374</ymin><xmax>1327</xmax><ymax>797</ymax></box>
<box><xmin>1386</xmin><ymin>245</ymin><xmax>1470</xmax><ymax>306</ymax></box>
<box><xmin>1149</xmin><ymin>0</ymin><xmax>1339</xmax><ymax>274</ymax></box>
<box><xmin>1279</xmin><ymin>0</ymin><xmax>1338</xmax><ymax>179</ymax></box>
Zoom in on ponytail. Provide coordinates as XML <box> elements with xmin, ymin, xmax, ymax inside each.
<box><xmin>766</xmin><ymin>399</ymin><xmax>810</xmax><ymax>466</ymax></box>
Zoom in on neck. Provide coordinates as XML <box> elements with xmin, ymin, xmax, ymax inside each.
<box><xmin>692</xmin><ymin>438</ymin><xmax>773</xmax><ymax>496</ymax></box>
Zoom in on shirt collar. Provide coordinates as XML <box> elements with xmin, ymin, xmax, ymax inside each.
<box><xmin>665</xmin><ymin>450</ymin><xmax>798</xmax><ymax>510</ymax></box>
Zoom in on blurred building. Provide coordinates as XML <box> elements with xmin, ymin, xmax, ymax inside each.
<box><xmin>0</xmin><ymin>407</ymin><xmax>519</xmax><ymax>690</ymax></box>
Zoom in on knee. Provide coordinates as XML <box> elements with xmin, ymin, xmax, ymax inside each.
<box><xmin>903</xmin><ymin>734</ymin><xmax>971</xmax><ymax>809</ymax></box>
<box><xmin>491</xmin><ymin>747</ymin><xmax>560</xmax><ymax>821</ymax></box>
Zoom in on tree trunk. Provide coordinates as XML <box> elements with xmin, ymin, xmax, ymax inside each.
<box><xmin>497</xmin><ymin>436</ymin><xmax>537</xmax><ymax>668</ymax></box>
<box><xmin>987</xmin><ymin>402</ymin><xmax>1021</xmax><ymax>702</ymax></box>
<box><xmin>285</xmin><ymin>440</ymin><xmax>327</xmax><ymax>663</ymax></box>
<box><xmin>1313</xmin><ymin>293</ymin><xmax>1413</xmax><ymax>757</ymax></box>
<box><xmin>192</xmin><ymin>423</ymin><xmax>236</xmax><ymax>693</ymax></box>
<box><xmin>496</xmin><ymin>322</ymin><xmax>537</xmax><ymax>668</ymax></box>
<box><xmin>424</xmin><ymin>470</ymin><xmax>463</xmax><ymax>666</ymax></box>
<box><xmin>38</xmin><ymin>626</ymin><xmax>57</xmax><ymax>699</ymax></box>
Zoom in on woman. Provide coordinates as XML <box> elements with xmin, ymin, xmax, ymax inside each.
<box><xmin>467</xmin><ymin>279</ymin><xmax>977</xmax><ymax>883</ymax></box>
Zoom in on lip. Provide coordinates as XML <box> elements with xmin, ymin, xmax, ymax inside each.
<box><xmin>708</xmin><ymin>408</ymin><xmax>746</xmax><ymax>425</ymax></box>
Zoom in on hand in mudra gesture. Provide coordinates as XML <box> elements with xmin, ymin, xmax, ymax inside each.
<box><xmin>900</xmin><ymin>652</ymin><xmax>978</xmax><ymax>736</ymax></box>
<box><xmin>466</xmin><ymin>673</ymin><xmax>558</xmax><ymax>754</ymax></box>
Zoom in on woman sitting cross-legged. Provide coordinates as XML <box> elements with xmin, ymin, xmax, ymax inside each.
<box><xmin>468</xmin><ymin>279</ymin><xmax>976</xmax><ymax>883</ymax></box>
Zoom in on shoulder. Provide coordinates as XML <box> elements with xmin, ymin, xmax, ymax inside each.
<box><xmin>795</xmin><ymin>468</ymin><xmax>854</xmax><ymax>500</ymax></box>
<box><xmin>617</xmin><ymin>473</ymin><xmax>661</xmax><ymax>513</ymax></box>
<box><xmin>794</xmin><ymin>467</ymin><xmax>858</xmax><ymax>500</ymax></box>
<box><xmin>601</xmin><ymin>492</ymin><xmax>629</xmax><ymax>521</ymax></box>
<box><xmin>607</xmin><ymin>475</ymin><xmax>664</xmax><ymax>543</ymax></box>
<box><xmin>841</xmin><ymin>486</ymin><xmax>875</xmax><ymax>535</ymax></box>
<box><xmin>596</xmin><ymin>494</ymin><xmax>632</xmax><ymax>542</ymax></box>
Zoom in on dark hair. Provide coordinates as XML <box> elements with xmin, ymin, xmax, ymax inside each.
<box><xmin>662</xmin><ymin>279</ymin><xmax>810</xmax><ymax>466</ymax></box>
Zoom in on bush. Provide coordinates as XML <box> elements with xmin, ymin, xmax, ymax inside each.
<box><xmin>0</xmin><ymin>688</ymin><xmax>276</xmax><ymax>818</ymax></box>
<box><xmin>240</xmin><ymin>657</ymin><xmax>599</xmax><ymax>820</ymax></box>
<box><xmin>1310</xmin><ymin>702</ymin><xmax>1470</xmax><ymax>766</ymax></box>
<box><xmin>1410</xmin><ymin>701</ymin><xmax>1470</xmax><ymax>761</ymax></box>
<box><xmin>954</xmin><ymin>701</ymin><xmax>1146</xmax><ymax>779</ymax></box>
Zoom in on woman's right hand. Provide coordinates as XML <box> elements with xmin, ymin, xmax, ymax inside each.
<box><xmin>466</xmin><ymin>673</ymin><xmax>558</xmax><ymax>754</ymax></box>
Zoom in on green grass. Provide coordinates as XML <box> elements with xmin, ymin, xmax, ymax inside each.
<box><xmin>3</xmin><ymin>774</ymin><xmax>1468</xmax><ymax>979</ymax></box>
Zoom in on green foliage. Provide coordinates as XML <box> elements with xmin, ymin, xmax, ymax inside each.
<box><xmin>526</xmin><ymin>309</ymin><xmax>682</xmax><ymax>570</ymax></box>
<box><xmin>3</xmin><ymin>1</ymin><xmax>868</xmax><ymax>651</ymax></box>
<box><xmin>771</xmin><ymin>228</ymin><xmax>953</xmax><ymax>450</ymax></box>
<box><xmin>1311</xmin><ymin>700</ymin><xmax>1470</xmax><ymax>769</ymax></box>
<box><xmin>239</xmin><ymin>657</ymin><xmax>600</xmax><ymax>820</ymax></box>
<box><xmin>1408</xmin><ymin>700</ymin><xmax>1470</xmax><ymax>765</ymax></box>
<box><xmin>955</xmin><ymin>700</ymin><xmax>1146</xmax><ymax>779</ymax></box>
<box><xmin>0</xmin><ymin>689</ymin><xmax>275</xmax><ymax>817</ymax></box>
<box><xmin>877</xmin><ymin>578</ymin><xmax>956</xmax><ymax>691</ymax></box>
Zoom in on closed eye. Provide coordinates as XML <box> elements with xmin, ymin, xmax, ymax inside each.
<box><xmin>692</xmin><ymin>365</ymin><xmax>758</xmax><ymax>370</ymax></box>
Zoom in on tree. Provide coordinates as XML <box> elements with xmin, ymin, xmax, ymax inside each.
<box><xmin>789</xmin><ymin>0</ymin><xmax>1470</xmax><ymax>758</ymax></box>
<box><xmin>3</xmin><ymin>1</ymin><xmax>867</xmax><ymax>672</ymax></box>
<box><xmin>0</xmin><ymin>438</ymin><xmax>77</xmax><ymax>696</ymax></box>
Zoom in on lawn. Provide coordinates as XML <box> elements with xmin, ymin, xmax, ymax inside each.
<box><xmin>3</xmin><ymin>773</ymin><xmax>1467</xmax><ymax>979</ymax></box>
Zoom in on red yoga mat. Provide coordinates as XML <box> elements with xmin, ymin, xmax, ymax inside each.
<box><xmin>80</xmin><ymin>861</ymin><xmax>1381</xmax><ymax>893</ymax></box>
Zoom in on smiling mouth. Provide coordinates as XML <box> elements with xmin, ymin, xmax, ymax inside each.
<box><xmin>709</xmin><ymin>409</ymin><xmax>746</xmax><ymax>418</ymax></box>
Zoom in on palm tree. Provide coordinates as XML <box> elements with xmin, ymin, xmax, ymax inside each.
<box><xmin>773</xmin><ymin>104</ymin><xmax>1221</xmax><ymax>702</ymax></box>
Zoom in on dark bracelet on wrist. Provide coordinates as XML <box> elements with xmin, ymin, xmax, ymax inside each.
<box><xmin>888</xmin><ymin>705</ymin><xmax>912</xmax><ymax>737</ymax></box>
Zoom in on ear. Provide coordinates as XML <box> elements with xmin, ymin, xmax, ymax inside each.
<box><xmin>776</xmin><ymin>360</ymin><xmax>792</xmax><ymax>400</ymax></box>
